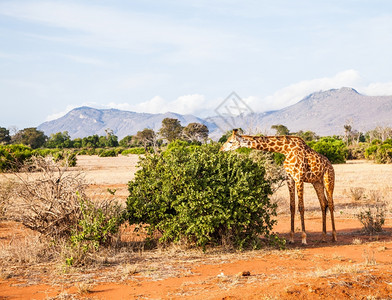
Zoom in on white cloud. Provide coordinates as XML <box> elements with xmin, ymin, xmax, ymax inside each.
<box><xmin>46</xmin><ymin>104</ymin><xmax>80</xmax><ymax>121</ymax></box>
<box><xmin>0</xmin><ymin>1</ymin><xmax>238</xmax><ymax>62</ymax></box>
<box><xmin>361</xmin><ymin>82</ymin><xmax>392</xmax><ymax>96</ymax></box>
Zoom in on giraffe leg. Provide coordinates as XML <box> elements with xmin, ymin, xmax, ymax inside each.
<box><xmin>287</xmin><ymin>176</ymin><xmax>296</xmax><ymax>243</ymax></box>
<box><xmin>296</xmin><ymin>181</ymin><xmax>307</xmax><ymax>245</ymax></box>
<box><xmin>312</xmin><ymin>181</ymin><xmax>328</xmax><ymax>242</ymax></box>
<box><xmin>324</xmin><ymin>168</ymin><xmax>337</xmax><ymax>242</ymax></box>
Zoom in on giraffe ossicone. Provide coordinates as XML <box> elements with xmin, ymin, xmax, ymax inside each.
<box><xmin>220</xmin><ymin>129</ymin><xmax>337</xmax><ymax>245</ymax></box>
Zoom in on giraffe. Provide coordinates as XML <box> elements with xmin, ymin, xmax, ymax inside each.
<box><xmin>220</xmin><ymin>129</ymin><xmax>337</xmax><ymax>245</ymax></box>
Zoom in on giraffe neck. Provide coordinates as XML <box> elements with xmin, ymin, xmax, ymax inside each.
<box><xmin>238</xmin><ymin>135</ymin><xmax>295</xmax><ymax>155</ymax></box>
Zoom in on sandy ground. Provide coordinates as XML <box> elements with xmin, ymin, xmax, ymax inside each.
<box><xmin>1</xmin><ymin>155</ymin><xmax>392</xmax><ymax>299</ymax></box>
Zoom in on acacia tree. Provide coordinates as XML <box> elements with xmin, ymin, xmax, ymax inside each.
<box><xmin>182</xmin><ymin>123</ymin><xmax>209</xmax><ymax>143</ymax></box>
<box><xmin>159</xmin><ymin>118</ymin><xmax>183</xmax><ymax>142</ymax></box>
<box><xmin>12</xmin><ymin>128</ymin><xmax>47</xmax><ymax>149</ymax></box>
<box><xmin>135</xmin><ymin>128</ymin><xmax>157</xmax><ymax>150</ymax></box>
<box><xmin>271</xmin><ymin>124</ymin><xmax>290</xmax><ymax>136</ymax></box>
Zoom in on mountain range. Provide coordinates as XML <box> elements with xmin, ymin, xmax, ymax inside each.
<box><xmin>38</xmin><ymin>87</ymin><xmax>392</xmax><ymax>140</ymax></box>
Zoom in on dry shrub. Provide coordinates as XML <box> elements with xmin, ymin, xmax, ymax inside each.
<box><xmin>8</xmin><ymin>156</ymin><xmax>86</xmax><ymax>238</ymax></box>
<box><xmin>356</xmin><ymin>203</ymin><xmax>386</xmax><ymax>234</ymax></box>
<box><xmin>350</xmin><ymin>187</ymin><xmax>365</xmax><ymax>202</ymax></box>
<box><xmin>0</xmin><ymin>179</ymin><xmax>14</xmax><ymax>219</ymax></box>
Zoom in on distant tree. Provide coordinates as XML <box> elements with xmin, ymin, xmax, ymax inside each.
<box><xmin>134</xmin><ymin>129</ymin><xmax>157</xmax><ymax>150</ymax></box>
<box><xmin>0</xmin><ymin>127</ymin><xmax>11</xmax><ymax>144</ymax></box>
<box><xmin>271</xmin><ymin>124</ymin><xmax>290</xmax><ymax>136</ymax></box>
<box><xmin>73</xmin><ymin>138</ymin><xmax>82</xmax><ymax>148</ymax></box>
<box><xmin>119</xmin><ymin>135</ymin><xmax>135</xmax><ymax>147</ymax></box>
<box><xmin>82</xmin><ymin>135</ymin><xmax>100</xmax><ymax>148</ymax></box>
<box><xmin>182</xmin><ymin>123</ymin><xmax>209</xmax><ymax>143</ymax></box>
<box><xmin>12</xmin><ymin>128</ymin><xmax>47</xmax><ymax>149</ymax></box>
<box><xmin>104</xmin><ymin>129</ymin><xmax>119</xmax><ymax>147</ymax></box>
<box><xmin>295</xmin><ymin>130</ymin><xmax>319</xmax><ymax>142</ymax></box>
<box><xmin>367</xmin><ymin>126</ymin><xmax>392</xmax><ymax>143</ymax></box>
<box><xmin>159</xmin><ymin>118</ymin><xmax>183</xmax><ymax>142</ymax></box>
<box><xmin>46</xmin><ymin>131</ymin><xmax>72</xmax><ymax>148</ymax></box>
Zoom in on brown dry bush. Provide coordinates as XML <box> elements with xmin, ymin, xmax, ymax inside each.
<box><xmin>0</xmin><ymin>179</ymin><xmax>14</xmax><ymax>219</ymax></box>
<box><xmin>8</xmin><ymin>156</ymin><xmax>87</xmax><ymax>238</ymax></box>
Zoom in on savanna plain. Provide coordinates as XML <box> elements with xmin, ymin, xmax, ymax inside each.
<box><xmin>1</xmin><ymin>155</ymin><xmax>392</xmax><ymax>299</ymax></box>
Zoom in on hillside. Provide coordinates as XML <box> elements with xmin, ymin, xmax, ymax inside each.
<box><xmin>249</xmin><ymin>87</ymin><xmax>392</xmax><ymax>135</ymax></box>
<box><xmin>38</xmin><ymin>88</ymin><xmax>392</xmax><ymax>139</ymax></box>
<box><xmin>38</xmin><ymin>107</ymin><xmax>217</xmax><ymax>139</ymax></box>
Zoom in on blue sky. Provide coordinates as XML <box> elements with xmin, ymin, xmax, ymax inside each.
<box><xmin>1</xmin><ymin>0</ymin><xmax>392</xmax><ymax>129</ymax></box>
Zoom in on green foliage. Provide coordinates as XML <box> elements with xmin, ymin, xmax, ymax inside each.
<box><xmin>365</xmin><ymin>140</ymin><xmax>392</xmax><ymax>164</ymax></box>
<box><xmin>159</xmin><ymin>118</ymin><xmax>183</xmax><ymax>142</ymax></box>
<box><xmin>127</xmin><ymin>143</ymin><xmax>277</xmax><ymax>249</ymax></box>
<box><xmin>347</xmin><ymin>143</ymin><xmax>368</xmax><ymax>160</ymax></box>
<box><xmin>121</xmin><ymin>147</ymin><xmax>146</xmax><ymax>155</ymax></box>
<box><xmin>0</xmin><ymin>144</ymin><xmax>33</xmax><ymax>171</ymax></box>
<box><xmin>98</xmin><ymin>149</ymin><xmax>117</xmax><ymax>157</ymax></box>
<box><xmin>271</xmin><ymin>124</ymin><xmax>290</xmax><ymax>136</ymax></box>
<box><xmin>45</xmin><ymin>131</ymin><xmax>73</xmax><ymax>148</ymax></box>
<box><xmin>12</xmin><ymin>128</ymin><xmax>47</xmax><ymax>149</ymax></box>
<box><xmin>70</xmin><ymin>197</ymin><xmax>125</xmax><ymax>253</ymax></box>
<box><xmin>119</xmin><ymin>135</ymin><xmax>134</xmax><ymax>147</ymax></box>
<box><xmin>294</xmin><ymin>130</ymin><xmax>319</xmax><ymax>141</ymax></box>
<box><xmin>52</xmin><ymin>151</ymin><xmax>77</xmax><ymax>167</ymax></box>
<box><xmin>0</xmin><ymin>127</ymin><xmax>11</xmax><ymax>144</ymax></box>
<box><xmin>182</xmin><ymin>122</ymin><xmax>209</xmax><ymax>143</ymax></box>
<box><xmin>308</xmin><ymin>137</ymin><xmax>347</xmax><ymax>164</ymax></box>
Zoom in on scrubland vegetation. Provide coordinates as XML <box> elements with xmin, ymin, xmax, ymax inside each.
<box><xmin>1</xmin><ymin>120</ymin><xmax>392</xmax><ymax>298</ymax></box>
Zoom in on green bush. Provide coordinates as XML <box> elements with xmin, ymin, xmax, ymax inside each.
<box><xmin>98</xmin><ymin>149</ymin><xmax>117</xmax><ymax>157</ymax></box>
<box><xmin>308</xmin><ymin>137</ymin><xmax>347</xmax><ymax>164</ymax></box>
<box><xmin>126</xmin><ymin>143</ymin><xmax>278</xmax><ymax>249</ymax></box>
<box><xmin>0</xmin><ymin>144</ymin><xmax>33</xmax><ymax>171</ymax></box>
<box><xmin>365</xmin><ymin>142</ymin><xmax>392</xmax><ymax>163</ymax></box>
<box><xmin>122</xmin><ymin>147</ymin><xmax>146</xmax><ymax>155</ymax></box>
<box><xmin>53</xmin><ymin>151</ymin><xmax>77</xmax><ymax>167</ymax></box>
<box><xmin>70</xmin><ymin>197</ymin><xmax>124</xmax><ymax>254</ymax></box>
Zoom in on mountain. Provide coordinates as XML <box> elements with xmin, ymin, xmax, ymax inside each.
<box><xmin>38</xmin><ymin>107</ymin><xmax>217</xmax><ymax>139</ymax></box>
<box><xmin>244</xmin><ymin>87</ymin><xmax>392</xmax><ymax>136</ymax></box>
<box><xmin>38</xmin><ymin>87</ymin><xmax>392</xmax><ymax>139</ymax></box>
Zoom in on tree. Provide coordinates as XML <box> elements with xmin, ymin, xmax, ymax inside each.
<box><xmin>12</xmin><ymin>128</ymin><xmax>47</xmax><ymax>149</ymax></box>
<box><xmin>82</xmin><ymin>135</ymin><xmax>100</xmax><ymax>148</ymax></box>
<box><xmin>119</xmin><ymin>135</ymin><xmax>134</xmax><ymax>147</ymax></box>
<box><xmin>134</xmin><ymin>129</ymin><xmax>157</xmax><ymax>150</ymax></box>
<box><xmin>182</xmin><ymin>123</ymin><xmax>209</xmax><ymax>143</ymax></box>
<box><xmin>0</xmin><ymin>127</ymin><xmax>11</xmax><ymax>144</ymax></box>
<box><xmin>104</xmin><ymin>129</ymin><xmax>119</xmax><ymax>147</ymax></box>
<box><xmin>159</xmin><ymin>118</ymin><xmax>183</xmax><ymax>142</ymax></box>
<box><xmin>46</xmin><ymin>131</ymin><xmax>72</xmax><ymax>148</ymax></box>
<box><xmin>295</xmin><ymin>130</ymin><xmax>319</xmax><ymax>142</ymax></box>
<box><xmin>271</xmin><ymin>124</ymin><xmax>290</xmax><ymax>136</ymax></box>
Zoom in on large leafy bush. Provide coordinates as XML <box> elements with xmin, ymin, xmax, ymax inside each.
<box><xmin>308</xmin><ymin>137</ymin><xmax>347</xmax><ymax>164</ymax></box>
<box><xmin>126</xmin><ymin>143</ymin><xmax>277</xmax><ymax>249</ymax></box>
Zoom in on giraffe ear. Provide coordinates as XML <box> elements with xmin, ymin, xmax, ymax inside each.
<box><xmin>233</xmin><ymin>129</ymin><xmax>239</xmax><ymax>136</ymax></box>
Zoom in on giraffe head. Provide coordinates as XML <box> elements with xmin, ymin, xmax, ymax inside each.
<box><xmin>220</xmin><ymin>129</ymin><xmax>245</xmax><ymax>152</ymax></box>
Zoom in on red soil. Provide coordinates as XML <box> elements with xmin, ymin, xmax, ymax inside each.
<box><xmin>1</xmin><ymin>217</ymin><xmax>392</xmax><ymax>299</ymax></box>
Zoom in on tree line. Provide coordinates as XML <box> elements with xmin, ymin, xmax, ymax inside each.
<box><xmin>0</xmin><ymin>118</ymin><xmax>209</xmax><ymax>150</ymax></box>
